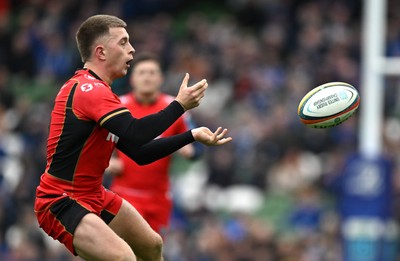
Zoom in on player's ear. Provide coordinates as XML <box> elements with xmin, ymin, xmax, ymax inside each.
<box><xmin>94</xmin><ymin>45</ymin><xmax>106</xmax><ymax>61</ymax></box>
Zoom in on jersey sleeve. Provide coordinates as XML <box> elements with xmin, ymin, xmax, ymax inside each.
<box><xmin>73</xmin><ymin>82</ymin><xmax>129</xmax><ymax>123</ymax></box>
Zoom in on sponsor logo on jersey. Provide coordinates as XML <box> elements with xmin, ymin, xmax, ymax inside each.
<box><xmin>94</xmin><ymin>82</ymin><xmax>105</xmax><ymax>88</ymax></box>
<box><xmin>81</xmin><ymin>83</ymin><xmax>93</xmax><ymax>92</ymax></box>
<box><xmin>106</xmin><ymin>132</ymin><xmax>119</xmax><ymax>143</ymax></box>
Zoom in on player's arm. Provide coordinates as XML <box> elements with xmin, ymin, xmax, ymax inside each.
<box><xmin>102</xmin><ymin>101</ymin><xmax>184</xmax><ymax>146</ymax></box>
<box><xmin>116</xmin><ymin>131</ymin><xmax>194</xmax><ymax>165</ymax></box>
<box><xmin>116</xmin><ymin>127</ymin><xmax>232</xmax><ymax>165</ymax></box>
<box><xmin>101</xmin><ymin>73</ymin><xmax>207</xmax><ymax>146</ymax></box>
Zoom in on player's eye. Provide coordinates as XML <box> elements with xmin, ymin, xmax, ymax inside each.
<box><xmin>120</xmin><ymin>38</ymin><xmax>127</xmax><ymax>45</ymax></box>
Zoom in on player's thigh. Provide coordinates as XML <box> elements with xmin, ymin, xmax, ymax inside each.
<box><xmin>73</xmin><ymin>213</ymin><xmax>136</xmax><ymax>261</ymax></box>
<box><xmin>109</xmin><ymin>199</ymin><xmax>163</xmax><ymax>256</ymax></box>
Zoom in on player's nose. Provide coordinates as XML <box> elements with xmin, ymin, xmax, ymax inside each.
<box><xmin>128</xmin><ymin>42</ymin><xmax>135</xmax><ymax>55</ymax></box>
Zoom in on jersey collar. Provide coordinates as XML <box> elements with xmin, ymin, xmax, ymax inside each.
<box><xmin>82</xmin><ymin>68</ymin><xmax>103</xmax><ymax>81</ymax></box>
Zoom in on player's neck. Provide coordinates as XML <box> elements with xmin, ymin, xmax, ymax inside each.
<box><xmin>83</xmin><ymin>62</ymin><xmax>113</xmax><ymax>85</ymax></box>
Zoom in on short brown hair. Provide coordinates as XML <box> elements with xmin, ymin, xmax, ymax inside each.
<box><xmin>130</xmin><ymin>52</ymin><xmax>162</xmax><ymax>71</ymax></box>
<box><xmin>76</xmin><ymin>14</ymin><xmax>127</xmax><ymax>63</ymax></box>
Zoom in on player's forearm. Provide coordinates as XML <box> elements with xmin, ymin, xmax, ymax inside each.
<box><xmin>116</xmin><ymin>131</ymin><xmax>195</xmax><ymax>165</ymax></box>
<box><xmin>102</xmin><ymin>101</ymin><xmax>184</xmax><ymax>146</ymax></box>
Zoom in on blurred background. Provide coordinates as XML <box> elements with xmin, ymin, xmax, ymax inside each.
<box><xmin>1</xmin><ymin>0</ymin><xmax>400</xmax><ymax>260</ymax></box>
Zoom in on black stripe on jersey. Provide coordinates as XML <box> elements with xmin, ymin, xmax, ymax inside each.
<box><xmin>85</xmin><ymin>68</ymin><xmax>103</xmax><ymax>81</ymax></box>
<box><xmin>48</xmin><ymin>83</ymin><xmax>96</xmax><ymax>181</ymax></box>
<box><xmin>99</xmin><ymin>108</ymin><xmax>130</xmax><ymax>126</ymax></box>
<box><xmin>100</xmin><ymin>209</ymin><xmax>115</xmax><ymax>224</ymax></box>
<box><xmin>50</xmin><ymin>197</ymin><xmax>91</xmax><ymax>235</ymax></box>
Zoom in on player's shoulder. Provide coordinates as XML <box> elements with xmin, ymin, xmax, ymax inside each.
<box><xmin>73</xmin><ymin>70</ymin><xmax>111</xmax><ymax>95</ymax></box>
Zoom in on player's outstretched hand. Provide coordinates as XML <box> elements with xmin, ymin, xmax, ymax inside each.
<box><xmin>175</xmin><ymin>73</ymin><xmax>208</xmax><ymax>111</ymax></box>
<box><xmin>191</xmin><ymin>127</ymin><xmax>233</xmax><ymax>146</ymax></box>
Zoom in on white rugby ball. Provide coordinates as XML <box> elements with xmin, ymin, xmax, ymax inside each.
<box><xmin>298</xmin><ymin>82</ymin><xmax>360</xmax><ymax>128</ymax></box>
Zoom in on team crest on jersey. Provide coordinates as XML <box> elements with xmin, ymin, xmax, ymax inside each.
<box><xmin>81</xmin><ymin>83</ymin><xmax>93</xmax><ymax>92</ymax></box>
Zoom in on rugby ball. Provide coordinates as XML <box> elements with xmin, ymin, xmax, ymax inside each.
<box><xmin>298</xmin><ymin>82</ymin><xmax>360</xmax><ymax>128</ymax></box>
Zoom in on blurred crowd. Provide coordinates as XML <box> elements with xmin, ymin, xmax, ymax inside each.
<box><xmin>1</xmin><ymin>0</ymin><xmax>400</xmax><ymax>260</ymax></box>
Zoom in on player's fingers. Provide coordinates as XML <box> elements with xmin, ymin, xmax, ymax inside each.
<box><xmin>190</xmin><ymin>79</ymin><xmax>207</xmax><ymax>91</ymax></box>
<box><xmin>213</xmin><ymin>126</ymin><xmax>223</xmax><ymax>135</ymax></box>
<box><xmin>212</xmin><ymin>127</ymin><xmax>223</xmax><ymax>141</ymax></box>
<box><xmin>216</xmin><ymin>128</ymin><xmax>228</xmax><ymax>140</ymax></box>
<box><xmin>197</xmin><ymin>89</ymin><xmax>206</xmax><ymax>101</ymax></box>
<box><xmin>214</xmin><ymin>128</ymin><xmax>229</xmax><ymax>142</ymax></box>
<box><xmin>213</xmin><ymin>128</ymin><xmax>232</xmax><ymax>145</ymax></box>
<box><xmin>180</xmin><ymin>73</ymin><xmax>190</xmax><ymax>88</ymax></box>
<box><xmin>216</xmin><ymin>137</ymin><xmax>233</xmax><ymax>145</ymax></box>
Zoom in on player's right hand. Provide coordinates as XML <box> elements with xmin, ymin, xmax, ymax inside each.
<box><xmin>175</xmin><ymin>73</ymin><xmax>208</xmax><ymax>111</ymax></box>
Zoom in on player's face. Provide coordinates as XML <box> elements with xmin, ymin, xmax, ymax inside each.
<box><xmin>130</xmin><ymin>60</ymin><xmax>163</xmax><ymax>96</ymax></box>
<box><xmin>103</xmin><ymin>27</ymin><xmax>135</xmax><ymax>79</ymax></box>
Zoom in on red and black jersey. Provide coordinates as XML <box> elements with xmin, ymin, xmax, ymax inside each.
<box><xmin>37</xmin><ymin>69</ymin><xmax>129</xmax><ymax>197</ymax></box>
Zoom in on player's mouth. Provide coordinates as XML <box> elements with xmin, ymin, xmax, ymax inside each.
<box><xmin>126</xmin><ymin>59</ymin><xmax>133</xmax><ymax>67</ymax></box>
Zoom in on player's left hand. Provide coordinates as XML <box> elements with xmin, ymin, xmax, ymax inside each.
<box><xmin>106</xmin><ymin>157</ymin><xmax>124</xmax><ymax>176</ymax></box>
<box><xmin>191</xmin><ymin>127</ymin><xmax>232</xmax><ymax>146</ymax></box>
